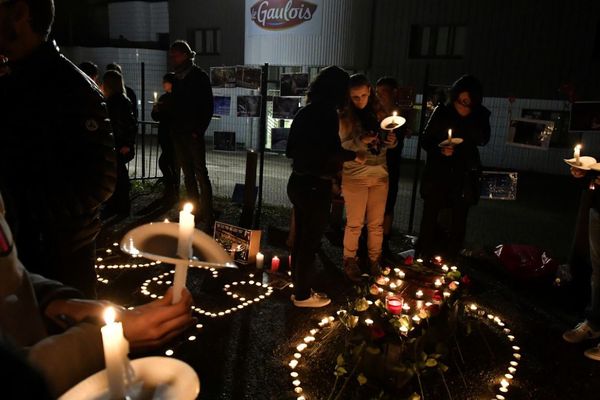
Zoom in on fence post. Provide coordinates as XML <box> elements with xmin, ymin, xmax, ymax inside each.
<box><xmin>408</xmin><ymin>64</ymin><xmax>429</xmax><ymax>233</ymax></box>
<box><xmin>253</xmin><ymin>63</ymin><xmax>269</xmax><ymax>229</ymax></box>
<box><xmin>140</xmin><ymin>62</ymin><xmax>146</xmax><ymax>180</ymax></box>
<box><xmin>240</xmin><ymin>150</ymin><xmax>258</xmax><ymax>228</ymax></box>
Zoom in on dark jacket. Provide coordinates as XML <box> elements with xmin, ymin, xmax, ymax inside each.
<box><xmin>286</xmin><ymin>101</ymin><xmax>356</xmax><ymax>179</ymax></box>
<box><xmin>106</xmin><ymin>92</ymin><xmax>137</xmax><ymax>161</ymax></box>
<box><xmin>420</xmin><ymin>103</ymin><xmax>491</xmax><ymax>204</ymax></box>
<box><xmin>171</xmin><ymin>65</ymin><xmax>213</xmax><ymax>136</ymax></box>
<box><xmin>151</xmin><ymin>92</ymin><xmax>174</xmax><ymax>141</ymax></box>
<box><xmin>0</xmin><ymin>41</ymin><xmax>116</xmax><ymax>249</ymax></box>
<box><xmin>125</xmin><ymin>85</ymin><xmax>138</xmax><ymax>121</ymax></box>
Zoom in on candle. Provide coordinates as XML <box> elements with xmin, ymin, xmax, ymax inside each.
<box><xmin>415</xmin><ymin>290</ymin><xmax>423</xmax><ymax>299</ymax></box>
<box><xmin>364</xmin><ymin>318</ymin><xmax>374</xmax><ymax>326</ymax></box>
<box><xmin>574</xmin><ymin>144</ymin><xmax>582</xmax><ymax>164</ymax></box>
<box><xmin>256</xmin><ymin>252</ymin><xmax>264</xmax><ymax>269</ymax></box>
<box><xmin>386</xmin><ymin>295</ymin><xmax>403</xmax><ymax>315</ymax></box>
<box><xmin>153</xmin><ymin>91</ymin><xmax>158</xmax><ymax>103</ymax></box>
<box><xmin>434</xmin><ymin>279</ymin><xmax>442</xmax><ymax>288</ymax></box>
<box><xmin>101</xmin><ymin>307</ymin><xmax>129</xmax><ymax>399</ymax></box>
<box><xmin>271</xmin><ymin>255</ymin><xmax>280</xmax><ymax>272</ymax></box>
<box><xmin>173</xmin><ymin>203</ymin><xmax>195</xmax><ymax>304</ymax></box>
<box><xmin>448</xmin><ymin>129</ymin><xmax>452</xmax><ymax>141</ymax></box>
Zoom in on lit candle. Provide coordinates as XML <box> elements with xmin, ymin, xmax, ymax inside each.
<box><xmin>364</xmin><ymin>318</ymin><xmax>374</xmax><ymax>326</ymax></box>
<box><xmin>271</xmin><ymin>255</ymin><xmax>280</xmax><ymax>272</ymax></box>
<box><xmin>448</xmin><ymin>129</ymin><xmax>452</xmax><ymax>141</ymax></box>
<box><xmin>256</xmin><ymin>252</ymin><xmax>264</xmax><ymax>269</ymax></box>
<box><xmin>386</xmin><ymin>295</ymin><xmax>403</xmax><ymax>315</ymax></box>
<box><xmin>415</xmin><ymin>290</ymin><xmax>423</xmax><ymax>299</ymax></box>
<box><xmin>153</xmin><ymin>91</ymin><xmax>158</xmax><ymax>103</ymax></box>
<box><xmin>101</xmin><ymin>307</ymin><xmax>129</xmax><ymax>399</ymax></box>
<box><xmin>434</xmin><ymin>279</ymin><xmax>442</xmax><ymax>288</ymax></box>
<box><xmin>173</xmin><ymin>203</ymin><xmax>195</xmax><ymax>304</ymax></box>
<box><xmin>574</xmin><ymin>144</ymin><xmax>582</xmax><ymax>164</ymax></box>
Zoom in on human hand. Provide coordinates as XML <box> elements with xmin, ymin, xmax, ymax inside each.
<box><xmin>121</xmin><ymin>287</ymin><xmax>195</xmax><ymax>350</ymax></box>
<box><xmin>360</xmin><ymin>133</ymin><xmax>377</xmax><ymax>144</ymax></box>
<box><xmin>384</xmin><ymin>132</ymin><xmax>397</xmax><ymax>146</ymax></box>
<box><xmin>119</xmin><ymin>146</ymin><xmax>131</xmax><ymax>155</ymax></box>
<box><xmin>570</xmin><ymin>167</ymin><xmax>586</xmax><ymax>178</ymax></box>
<box><xmin>354</xmin><ymin>151</ymin><xmax>366</xmax><ymax>164</ymax></box>
<box><xmin>441</xmin><ymin>146</ymin><xmax>454</xmax><ymax>156</ymax></box>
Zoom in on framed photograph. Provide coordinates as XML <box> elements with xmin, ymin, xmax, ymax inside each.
<box><xmin>236</xmin><ymin>66</ymin><xmax>262</xmax><ymax>89</ymax></box>
<box><xmin>506</xmin><ymin>118</ymin><xmax>554</xmax><ymax>150</ymax></box>
<box><xmin>237</xmin><ymin>95</ymin><xmax>262</xmax><ymax>117</ymax></box>
<box><xmin>480</xmin><ymin>171</ymin><xmax>518</xmax><ymax>200</ymax></box>
<box><xmin>569</xmin><ymin>101</ymin><xmax>600</xmax><ymax>133</ymax></box>
<box><xmin>280</xmin><ymin>73</ymin><xmax>309</xmax><ymax>96</ymax></box>
<box><xmin>521</xmin><ymin>109</ymin><xmax>572</xmax><ymax>148</ymax></box>
<box><xmin>270</xmin><ymin>127</ymin><xmax>290</xmax><ymax>151</ymax></box>
<box><xmin>213</xmin><ymin>96</ymin><xmax>231</xmax><ymax>116</ymax></box>
<box><xmin>272</xmin><ymin>96</ymin><xmax>301</xmax><ymax>119</ymax></box>
<box><xmin>210</xmin><ymin>67</ymin><xmax>236</xmax><ymax>88</ymax></box>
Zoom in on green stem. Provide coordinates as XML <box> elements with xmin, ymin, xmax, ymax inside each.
<box><xmin>332</xmin><ymin>344</ymin><xmax>365</xmax><ymax>400</ymax></box>
<box><xmin>438</xmin><ymin>367</ymin><xmax>453</xmax><ymax>400</ymax></box>
<box><xmin>414</xmin><ymin>366</ymin><xmax>425</xmax><ymax>400</ymax></box>
<box><xmin>326</xmin><ymin>376</ymin><xmax>340</xmax><ymax>400</ymax></box>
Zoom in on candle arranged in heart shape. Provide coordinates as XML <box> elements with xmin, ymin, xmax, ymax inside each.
<box><xmin>101</xmin><ymin>307</ymin><xmax>129</xmax><ymax>399</ymax></box>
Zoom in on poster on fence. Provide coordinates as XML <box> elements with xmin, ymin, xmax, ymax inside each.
<box><xmin>213</xmin><ymin>96</ymin><xmax>231</xmax><ymax>116</ymax></box>
<box><xmin>237</xmin><ymin>95</ymin><xmax>262</xmax><ymax>117</ymax></box>
<box><xmin>236</xmin><ymin>66</ymin><xmax>262</xmax><ymax>89</ymax></box>
<box><xmin>213</xmin><ymin>221</ymin><xmax>261</xmax><ymax>264</ymax></box>
<box><xmin>506</xmin><ymin>118</ymin><xmax>553</xmax><ymax>150</ymax></box>
<box><xmin>272</xmin><ymin>96</ymin><xmax>302</xmax><ymax>119</ymax></box>
<box><xmin>280</xmin><ymin>73</ymin><xmax>309</xmax><ymax>96</ymax></box>
<box><xmin>210</xmin><ymin>67</ymin><xmax>236</xmax><ymax>88</ymax></box>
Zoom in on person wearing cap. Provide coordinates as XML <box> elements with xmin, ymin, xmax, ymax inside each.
<box><xmin>151</xmin><ymin>72</ymin><xmax>179</xmax><ymax>205</ymax></box>
<box><xmin>0</xmin><ymin>0</ymin><xmax>116</xmax><ymax>298</ymax></box>
<box><xmin>168</xmin><ymin>40</ymin><xmax>215</xmax><ymax>231</ymax></box>
<box><xmin>416</xmin><ymin>74</ymin><xmax>491</xmax><ymax>261</ymax></box>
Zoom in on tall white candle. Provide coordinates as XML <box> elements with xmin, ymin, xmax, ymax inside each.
<box><xmin>101</xmin><ymin>307</ymin><xmax>129</xmax><ymax>399</ymax></box>
<box><xmin>448</xmin><ymin>129</ymin><xmax>452</xmax><ymax>141</ymax></box>
<box><xmin>153</xmin><ymin>91</ymin><xmax>158</xmax><ymax>103</ymax></box>
<box><xmin>173</xmin><ymin>203</ymin><xmax>195</xmax><ymax>303</ymax></box>
<box><xmin>574</xmin><ymin>144</ymin><xmax>582</xmax><ymax>164</ymax></box>
<box><xmin>256</xmin><ymin>252</ymin><xmax>264</xmax><ymax>269</ymax></box>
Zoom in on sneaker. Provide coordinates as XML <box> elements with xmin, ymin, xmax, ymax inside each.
<box><xmin>292</xmin><ymin>293</ymin><xmax>331</xmax><ymax>308</ymax></box>
<box><xmin>584</xmin><ymin>344</ymin><xmax>600</xmax><ymax>361</ymax></box>
<box><xmin>563</xmin><ymin>321</ymin><xmax>600</xmax><ymax>343</ymax></box>
<box><xmin>344</xmin><ymin>257</ymin><xmax>362</xmax><ymax>282</ymax></box>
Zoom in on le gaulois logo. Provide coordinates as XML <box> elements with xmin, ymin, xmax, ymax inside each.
<box><xmin>250</xmin><ymin>0</ymin><xmax>318</xmax><ymax>30</ymax></box>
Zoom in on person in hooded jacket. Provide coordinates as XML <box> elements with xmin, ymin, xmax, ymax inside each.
<box><xmin>416</xmin><ymin>75</ymin><xmax>491</xmax><ymax>261</ymax></box>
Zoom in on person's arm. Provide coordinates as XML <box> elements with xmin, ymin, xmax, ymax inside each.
<box><xmin>193</xmin><ymin>70</ymin><xmax>214</xmax><ymax>135</ymax></box>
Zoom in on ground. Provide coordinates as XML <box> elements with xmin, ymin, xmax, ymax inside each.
<box><xmin>94</xmin><ymin>177</ymin><xmax>600</xmax><ymax>400</ymax></box>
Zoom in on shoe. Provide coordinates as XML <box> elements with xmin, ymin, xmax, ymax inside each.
<box><xmin>584</xmin><ymin>344</ymin><xmax>600</xmax><ymax>361</ymax></box>
<box><xmin>291</xmin><ymin>293</ymin><xmax>331</xmax><ymax>308</ymax></box>
<box><xmin>563</xmin><ymin>321</ymin><xmax>600</xmax><ymax>343</ymax></box>
<box><xmin>344</xmin><ymin>257</ymin><xmax>362</xmax><ymax>282</ymax></box>
<box><xmin>369</xmin><ymin>259</ymin><xmax>382</xmax><ymax>276</ymax></box>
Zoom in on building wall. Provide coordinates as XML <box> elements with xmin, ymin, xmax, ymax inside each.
<box><xmin>108</xmin><ymin>1</ymin><xmax>169</xmax><ymax>42</ymax></box>
<box><xmin>168</xmin><ymin>0</ymin><xmax>245</xmax><ymax>70</ymax></box>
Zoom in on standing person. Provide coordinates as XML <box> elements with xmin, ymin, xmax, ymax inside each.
<box><xmin>169</xmin><ymin>40</ymin><xmax>215</xmax><ymax>231</ymax></box>
<box><xmin>106</xmin><ymin>62</ymin><xmax>138</xmax><ymax>121</ymax></box>
<box><xmin>339</xmin><ymin>74</ymin><xmax>397</xmax><ymax>281</ymax></box>
<box><xmin>151</xmin><ymin>72</ymin><xmax>179</xmax><ymax>205</ymax></box>
<box><xmin>563</xmin><ymin>166</ymin><xmax>600</xmax><ymax>361</ymax></box>
<box><xmin>101</xmin><ymin>70</ymin><xmax>137</xmax><ymax>218</ymax></box>
<box><xmin>0</xmin><ymin>0</ymin><xmax>116</xmax><ymax>298</ymax></box>
<box><xmin>78</xmin><ymin>61</ymin><xmax>99</xmax><ymax>85</ymax></box>
<box><xmin>376</xmin><ymin>77</ymin><xmax>409</xmax><ymax>257</ymax></box>
<box><xmin>286</xmin><ymin>66</ymin><xmax>363</xmax><ymax>307</ymax></box>
<box><xmin>416</xmin><ymin>75</ymin><xmax>491</xmax><ymax>261</ymax></box>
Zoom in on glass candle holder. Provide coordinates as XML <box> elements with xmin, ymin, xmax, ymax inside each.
<box><xmin>385</xmin><ymin>295</ymin><xmax>403</xmax><ymax>315</ymax></box>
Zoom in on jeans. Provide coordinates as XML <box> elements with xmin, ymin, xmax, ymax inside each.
<box><xmin>587</xmin><ymin>208</ymin><xmax>600</xmax><ymax>330</ymax></box>
<box><xmin>287</xmin><ymin>173</ymin><xmax>332</xmax><ymax>301</ymax></box>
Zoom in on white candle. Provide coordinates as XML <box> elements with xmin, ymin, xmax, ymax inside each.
<box><xmin>448</xmin><ymin>129</ymin><xmax>452</xmax><ymax>141</ymax></box>
<box><xmin>173</xmin><ymin>203</ymin><xmax>195</xmax><ymax>304</ymax></box>
<box><xmin>153</xmin><ymin>91</ymin><xmax>158</xmax><ymax>103</ymax></box>
<box><xmin>256</xmin><ymin>252</ymin><xmax>264</xmax><ymax>269</ymax></box>
<box><xmin>101</xmin><ymin>307</ymin><xmax>129</xmax><ymax>399</ymax></box>
<box><xmin>574</xmin><ymin>144</ymin><xmax>582</xmax><ymax>164</ymax></box>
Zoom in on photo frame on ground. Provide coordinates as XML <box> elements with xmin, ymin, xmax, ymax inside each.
<box><xmin>213</xmin><ymin>96</ymin><xmax>231</xmax><ymax>116</ymax></box>
<box><xmin>237</xmin><ymin>95</ymin><xmax>262</xmax><ymax>117</ymax></box>
<box><xmin>213</xmin><ymin>221</ymin><xmax>261</xmax><ymax>264</ymax></box>
<box><xmin>210</xmin><ymin>67</ymin><xmax>236</xmax><ymax>88</ymax></box>
<box><xmin>236</xmin><ymin>66</ymin><xmax>262</xmax><ymax>89</ymax></box>
<box><xmin>506</xmin><ymin>118</ymin><xmax>554</xmax><ymax>150</ymax></box>
<box><xmin>569</xmin><ymin>101</ymin><xmax>600</xmax><ymax>133</ymax></box>
<box><xmin>272</xmin><ymin>96</ymin><xmax>301</xmax><ymax>119</ymax></box>
<box><xmin>480</xmin><ymin>171</ymin><xmax>518</xmax><ymax>200</ymax></box>
<box><xmin>280</xmin><ymin>73</ymin><xmax>309</xmax><ymax>96</ymax></box>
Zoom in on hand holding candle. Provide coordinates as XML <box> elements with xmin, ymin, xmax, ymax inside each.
<box><xmin>173</xmin><ymin>203</ymin><xmax>195</xmax><ymax>304</ymax></box>
<box><xmin>101</xmin><ymin>307</ymin><xmax>129</xmax><ymax>399</ymax></box>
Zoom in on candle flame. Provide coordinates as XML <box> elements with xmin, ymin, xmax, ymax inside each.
<box><xmin>392</xmin><ymin>111</ymin><xmax>397</xmax><ymax>117</ymax></box>
<box><xmin>103</xmin><ymin>306</ymin><xmax>116</xmax><ymax>324</ymax></box>
<box><xmin>575</xmin><ymin>144</ymin><xmax>582</xmax><ymax>151</ymax></box>
<box><xmin>183</xmin><ymin>203</ymin><xmax>194</xmax><ymax>213</ymax></box>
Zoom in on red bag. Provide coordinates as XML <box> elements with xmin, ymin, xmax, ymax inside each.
<box><xmin>494</xmin><ymin>244</ymin><xmax>558</xmax><ymax>280</ymax></box>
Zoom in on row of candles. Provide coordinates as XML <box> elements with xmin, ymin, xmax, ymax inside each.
<box><xmin>255</xmin><ymin>251</ymin><xmax>289</xmax><ymax>272</ymax></box>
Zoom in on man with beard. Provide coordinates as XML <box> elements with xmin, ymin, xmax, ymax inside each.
<box><xmin>0</xmin><ymin>0</ymin><xmax>116</xmax><ymax>298</ymax></box>
<box><xmin>169</xmin><ymin>40</ymin><xmax>215</xmax><ymax>232</ymax></box>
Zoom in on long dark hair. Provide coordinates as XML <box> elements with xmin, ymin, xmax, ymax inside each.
<box><xmin>340</xmin><ymin>74</ymin><xmax>381</xmax><ymax>131</ymax></box>
<box><xmin>306</xmin><ymin>66</ymin><xmax>349</xmax><ymax>108</ymax></box>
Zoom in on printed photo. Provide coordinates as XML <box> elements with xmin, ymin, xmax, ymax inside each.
<box><xmin>272</xmin><ymin>96</ymin><xmax>301</xmax><ymax>119</ymax></box>
<box><xmin>236</xmin><ymin>66</ymin><xmax>262</xmax><ymax>89</ymax></box>
<box><xmin>280</xmin><ymin>73</ymin><xmax>309</xmax><ymax>96</ymax></box>
<box><xmin>237</xmin><ymin>95</ymin><xmax>262</xmax><ymax>117</ymax></box>
<box><xmin>210</xmin><ymin>66</ymin><xmax>236</xmax><ymax>88</ymax></box>
<box><xmin>213</xmin><ymin>96</ymin><xmax>231</xmax><ymax>116</ymax></box>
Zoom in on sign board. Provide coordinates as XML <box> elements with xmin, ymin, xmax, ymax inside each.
<box><xmin>246</xmin><ymin>0</ymin><xmax>323</xmax><ymax>36</ymax></box>
<box><xmin>213</xmin><ymin>222</ymin><xmax>261</xmax><ymax>264</ymax></box>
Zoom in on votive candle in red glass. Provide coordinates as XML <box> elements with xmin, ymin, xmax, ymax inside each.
<box><xmin>386</xmin><ymin>295</ymin><xmax>403</xmax><ymax>315</ymax></box>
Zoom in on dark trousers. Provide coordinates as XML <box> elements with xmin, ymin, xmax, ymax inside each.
<box><xmin>158</xmin><ymin>129</ymin><xmax>180</xmax><ymax>196</ymax></box>
<box><xmin>172</xmin><ymin>133</ymin><xmax>214</xmax><ymax>224</ymax></box>
<box><xmin>385</xmin><ymin>143</ymin><xmax>403</xmax><ymax>216</ymax></box>
<box><xmin>417</xmin><ymin>195</ymin><xmax>470</xmax><ymax>261</ymax></box>
<box><xmin>287</xmin><ymin>173</ymin><xmax>332</xmax><ymax>301</ymax></box>
<box><xmin>105</xmin><ymin>158</ymin><xmax>130</xmax><ymax>214</ymax></box>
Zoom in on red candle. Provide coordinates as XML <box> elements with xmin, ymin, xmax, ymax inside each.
<box><xmin>271</xmin><ymin>255</ymin><xmax>280</xmax><ymax>272</ymax></box>
<box><xmin>386</xmin><ymin>295</ymin><xmax>403</xmax><ymax>315</ymax></box>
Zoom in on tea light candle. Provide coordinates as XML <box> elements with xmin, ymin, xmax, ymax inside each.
<box><xmin>386</xmin><ymin>295</ymin><xmax>403</xmax><ymax>315</ymax></box>
<box><xmin>434</xmin><ymin>279</ymin><xmax>442</xmax><ymax>288</ymax></box>
<box><xmin>574</xmin><ymin>144</ymin><xmax>582</xmax><ymax>164</ymax></box>
<box><xmin>256</xmin><ymin>252</ymin><xmax>264</xmax><ymax>269</ymax></box>
<box><xmin>101</xmin><ymin>307</ymin><xmax>129</xmax><ymax>399</ymax></box>
<box><xmin>271</xmin><ymin>255</ymin><xmax>280</xmax><ymax>272</ymax></box>
<box><xmin>173</xmin><ymin>203</ymin><xmax>194</xmax><ymax>304</ymax></box>
<box><xmin>415</xmin><ymin>290</ymin><xmax>423</xmax><ymax>299</ymax></box>
<box><xmin>364</xmin><ymin>318</ymin><xmax>374</xmax><ymax>326</ymax></box>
